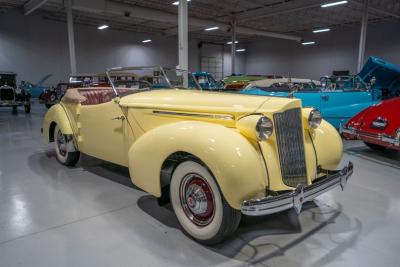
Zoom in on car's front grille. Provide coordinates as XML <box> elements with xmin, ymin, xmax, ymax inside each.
<box><xmin>273</xmin><ymin>108</ymin><xmax>307</xmax><ymax>187</ymax></box>
<box><xmin>0</xmin><ymin>88</ymin><xmax>15</xmax><ymax>101</ymax></box>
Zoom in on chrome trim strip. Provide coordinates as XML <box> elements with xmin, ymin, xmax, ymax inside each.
<box><xmin>341</xmin><ymin>126</ymin><xmax>399</xmax><ymax>146</ymax></box>
<box><xmin>241</xmin><ymin>162</ymin><xmax>353</xmax><ymax>216</ymax></box>
<box><xmin>152</xmin><ymin>110</ymin><xmax>234</xmax><ymax>120</ymax></box>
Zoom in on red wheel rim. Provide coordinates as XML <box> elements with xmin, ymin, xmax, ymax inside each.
<box><xmin>179</xmin><ymin>173</ymin><xmax>215</xmax><ymax>226</ymax></box>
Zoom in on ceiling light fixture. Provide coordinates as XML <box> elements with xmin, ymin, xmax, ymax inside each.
<box><xmin>313</xmin><ymin>28</ymin><xmax>330</xmax><ymax>33</ymax></box>
<box><xmin>142</xmin><ymin>39</ymin><xmax>152</xmax><ymax>43</ymax></box>
<box><xmin>301</xmin><ymin>41</ymin><xmax>316</xmax><ymax>45</ymax></box>
<box><xmin>321</xmin><ymin>1</ymin><xmax>348</xmax><ymax>8</ymax></box>
<box><xmin>97</xmin><ymin>25</ymin><xmax>109</xmax><ymax>30</ymax></box>
<box><xmin>172</xmin><ymin>0</ymin><xmax>191</xmax><ymax>6</ymax></box>
<box><xmin>227</xmin><ymin>41</ymin><xmax>239</xmax><ymax>44</ymax></box>
<box><xmin>236</xmin><ymin>49</ymin><xmax>246</xmax><ymax>52</ymax></box>
<box><xmin>205</xmin><ymin>27</ymin><xmax>219</xmax><ymax>31</ymax></box>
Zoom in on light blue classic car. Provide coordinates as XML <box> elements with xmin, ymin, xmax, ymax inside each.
<box><xmin>192</xmin><ymin>72</ymin><xmax>225</xmax><ymax>90</ymax></box>
<box><xmin>19</xmin><ymin>74</ymin><xmax>52</xmax><ymax>98</ymax></box>
<box><xmin>241</xmin><ymin>57</ymin><xmax>400</xmax><ymax>128</ymax></box>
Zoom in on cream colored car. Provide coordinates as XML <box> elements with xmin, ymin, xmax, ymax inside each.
<box><xmin>43</xmin><ymin>67</ymin><xmax>353</xmax><ymax>244</ymax></box>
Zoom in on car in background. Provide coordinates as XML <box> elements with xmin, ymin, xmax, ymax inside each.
<box><xmin>39</xmin><ymin>82</ymin><xmax>74</xmax><ymax>109</ymax></box>
<box><xmin>341</xmin><ymin>97</ymin><xmax>400</xmax><ymax>151</ymax></box>
<box><xmin>42</xmin><ymin>66</ymin><xmax>352</xmax><ymax>244</ymax></box>
<box><xmin>20</xmin><ymin>74</ymin><xmax>52</xmax><ymax>98</ymax></box>
<box><xmin>240</xmin><ymin>57</ymin><xmax>400</xmax><ymax>128</ymax></box>
<box><xmin>0</xmin><ymin>72</ymin><xmax>31</xmax><ymax>113</ymax></box>
<box><xmin>192</xmin><ymin>72</ymin><xmax>224</xmax><ymax>90</ymax></box>
<box><xmin>223</xmin><ymin>74</ymin><xmax>283</xmax><ymax>90</ymax></box>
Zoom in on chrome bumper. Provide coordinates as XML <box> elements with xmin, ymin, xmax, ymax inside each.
<box><xmin>0</xmin><ymin>101</ymin><xmax>24</xmax><ymax>107</ymax></box>
<box><xmin>340</xmin><ymin>126</ymin><xmax>399</xmax><ymax>147</ymax></box>
<box><xmin>241</xmin><ymin>162</ymin><xmax>353</xmax><ymax>216</ymax></box>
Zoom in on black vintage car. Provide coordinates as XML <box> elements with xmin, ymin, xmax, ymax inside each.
<box><xmin>0</xmin><ymin>72</ymin><xmax>31</xmax><ymax>113</ymax></box>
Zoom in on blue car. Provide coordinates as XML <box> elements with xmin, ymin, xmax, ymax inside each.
<box><xmin>192</xmin><ymin>72</ymin><xmax>224</xmax><ymax>90</ymax></box>
<box><xmin>241</xmin><ymin>57</ymin><xmax>400</xmax><ymax>128</ymax></box>
<box><xmin>20</xmin><ymin>74</ymin><xmax>52</xmax><ymax>98</ymax></box>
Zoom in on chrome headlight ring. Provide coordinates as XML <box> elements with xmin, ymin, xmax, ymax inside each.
<box><xmin>308</xmin><ymin>109</ymin><xmax>322</xmax><ymax>129</ymax></box>
<box><xmin>256</xmin><ymin>116</ymin><xmax>273</xmax><ymax>140</ymax></box>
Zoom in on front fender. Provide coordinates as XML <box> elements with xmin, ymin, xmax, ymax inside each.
<box><xmin>128</xmin><ymin>121</ymin><xmax>268</xmax><ymax>210</ymax></box>
<box><xmin>43</xmin><ymin>104</ymin><xmax>74</xmax><ymax>143</ymax></box>
<box><xmin>310</xmin><ymin>120</ymin><xmax>343</xmax><ymax>171</ymax></box>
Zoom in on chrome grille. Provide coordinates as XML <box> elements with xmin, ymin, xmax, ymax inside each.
<box><xmin>273</xmin><ymin>108</ymin><xmax>307</xmax><ymax>187</ymax></box>
<box><xmin>0</xmin><ymin>88</ymin><xmax>15</xmax><ymax>101</ymax></box>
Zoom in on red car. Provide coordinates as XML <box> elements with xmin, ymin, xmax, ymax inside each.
<box><xmin>341</xmin><ymin>97</ymin><xmax>400</xmax><ymax>151</ymax></box>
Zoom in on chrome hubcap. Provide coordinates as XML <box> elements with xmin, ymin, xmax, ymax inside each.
<box><xmin>56</xmin><ymin>130</ymin><xmax>67</xmax><ymax>157</ymax></box>
<box><xmin>180</xmin><ymin>173</ymin><xmax>215</xmax><ymax>226</ymax></box>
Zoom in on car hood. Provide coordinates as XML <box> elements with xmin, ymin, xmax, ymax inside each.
<box><xmin>119</xmin><ymin>89</ymin><xmax>301</xmax><ymax>118</ymax></box>
<box><xmin>358</xmin><ymin>56</ymin><xmax>400</xmax><ymax>93</ymax></box>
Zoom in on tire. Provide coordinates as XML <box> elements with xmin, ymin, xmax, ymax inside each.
<box><xmin>170</xmin><ymin>160</ymin><xmax>241</xmax><ymax>245</ymax></box>
<box><xmin>24</xmin><ymin>104</ymin><xmax>31</xmax><ymax>113</ymax></box>
<box><xmin>54</xmin><ymin>125</ymin><xmax>80</xmax><ymax>166</ymax></box>
<box><xmin>12</xmin><ymin>106</ymin><xmax>17</xmax><ymax>112</ymax></box>
<box><xmin>364</xmin><ymin>142</ymin><xmax>386</xmax><ymax>151</ymax></box>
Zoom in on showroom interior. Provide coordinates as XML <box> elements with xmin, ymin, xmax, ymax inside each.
<box><xmin>0</xmin><ymin>0</ymin><xmax>400</xmax><ymax>266</ymax></box>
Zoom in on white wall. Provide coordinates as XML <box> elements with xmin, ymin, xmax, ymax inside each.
<box><xmin>0</xmin><ymin>10</ymin><xmax>201</xmax><ymax>85</ymax></box>
<box><xmin>245</xmin><ymin>21</ymin><xmax>400</xmax><ymax>79</ymax></box>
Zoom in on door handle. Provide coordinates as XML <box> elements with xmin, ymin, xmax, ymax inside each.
<box><xmin>321</xmin><ymin>95</ymin><xmax>329</xmax><ymax>101</ymax></box>
<box><xmin>112</xmin><ymin>116</ymin><xmax>125</xmax><ymax>120</ymax></box>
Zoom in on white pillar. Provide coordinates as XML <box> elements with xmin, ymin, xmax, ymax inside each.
<box><xmin>66</xmin><ymin>0</ymin><xmax>77</xmax><ymax>75</ymax></box>
<box><xmin>178</xmin><ymin>0</ymin><xmax>188</xmax><ymax>86</ymax></box>
<box><xmin>231</xmin><ymin>19</ymin><xmax>237</xmax><ymax>75</ymax></box>
<box><xmin>357</xmin><ymin>0</ymin><xmax>369</xmax><ymax>72</ymax></box>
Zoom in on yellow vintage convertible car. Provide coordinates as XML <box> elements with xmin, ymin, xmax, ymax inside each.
<box><xmin>43</xmin><ymin>67</ymin><xmax>353</xmax><ymax>244</ymax></box>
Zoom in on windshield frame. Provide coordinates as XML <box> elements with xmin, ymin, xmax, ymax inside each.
<box><xmin>106</xmin><ymin>66</ymin><xmax>201</xmax><ymax>97</ymax></box>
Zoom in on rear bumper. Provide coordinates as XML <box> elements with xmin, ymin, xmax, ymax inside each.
<box><xmin>0</xmin><ymin>101</ymin><xmax>25</xmax><ymax>107</ymax></box>
<box><xmin>340</xmin><ymin>125</ymin><xmax>400</xmax><ymax>147</ymax></box>
<box><xmin>241</xmin><ymin>162</ymin><xmax>353</xmax><ymax>216</ymax></box>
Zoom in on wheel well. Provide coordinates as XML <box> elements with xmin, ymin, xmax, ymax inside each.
<box><xmin>158</xmin><ymin>151</ymin><xmax>198</xmax><ymax>205</ymax></box>
<box><xmin>49</xmin><ymin>122</ymin><xmax>57</xmax><ymax>142</ymax></box>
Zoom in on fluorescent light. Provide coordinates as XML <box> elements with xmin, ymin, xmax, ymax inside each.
<box><xmin>301</xmin><ymin>41</ymin><xmax>316</xmax><ymax>45</ymax></box>
<box><xmin>227</xmin><ymin>41</ymin><xmax>239</xmax><ymax>44</ymax></box>
<box><xmin>236</xmin><ymin>49</ymin><xmax>246</xmax><ymax>52</ymax></box>
<box><xmin>321</xmin><ymin>1</ymin><xmax>348</xmax><ymax>8</ymax></box>
<box><xmin>142</xmin><ymin>39</ymin><xmax>152</xmax><ymax>43</ymax></box>
<box><xmin>205</xmin><ymin>27</ymin><xmax>219</xmax><ymax>31</ymax></box>
<box><xmin>313</xmin><ymin>28</ymin><xmax>330</xmax><ymax>33</ymax></box>
<box><xmin>97</xmin><ymin>25</ymin><xmax>109</xmax><ymax>30</ymax></box>
<box><xmin>172</xmin><ymin>0</ymin><xmax>191</xmax><ymax>5</ymax></box>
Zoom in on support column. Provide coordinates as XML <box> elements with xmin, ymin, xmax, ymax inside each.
<box><xmin>178</xmin><ymin>0</ymin><xmax>188</xmax><ymax>86</ymax></box>
<box><xmin>66</xmin><ymin>0</ymin><xmax>77</xmax><ymax>75</ymax></box>
<box><xmin>231</xmin><ymin>19</ymin><xmax>237</xmax><ymax>76</ymax></box>
<box><xmin>357</xmin><ymin>0</ymin><xmax>369</xmax><ymax>72</ymax></box>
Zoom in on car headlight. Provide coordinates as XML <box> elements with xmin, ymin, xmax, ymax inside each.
<box><xmin>256</xmin><ymin>116</ymin><xmax>273</xmax><ymax>140</ymax></box>
<box><xmin>308</xmin><ymin>109</ymin><xmax>322</xmax><ymax>129</ymax></box>
<box><xmin>396</xmin><ymin>129</ymin><xmax>400</xmax><ymax>143</ymax></box>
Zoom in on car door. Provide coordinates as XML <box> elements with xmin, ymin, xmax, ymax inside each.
<box><xmin>78</xmin><ymin>98</ymin><xmax>129</xmax><ymax>166</ymax></box>
<box><xmin>319</xmin><ymin>90</ymin><xmax>377</xmax><ymax>128</ymax></box>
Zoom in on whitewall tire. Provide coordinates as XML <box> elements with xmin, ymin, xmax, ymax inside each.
<box><xmin>170</xmin><ymin>159</ymin><xmax>241</xmax><ymax>244</ymax></box>
<box><xmin>54</xmin><ymin>125</ymin><xmax>80</xmax><ymax>166</ymax></box>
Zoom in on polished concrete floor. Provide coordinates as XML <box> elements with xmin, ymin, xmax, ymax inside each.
<box><xmin>1</xmin><ymin>102</ymin><xmax>399</xmax><ymax>267</ymax></box>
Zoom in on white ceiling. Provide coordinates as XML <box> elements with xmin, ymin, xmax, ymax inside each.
<box><xmin>1</xmin><ymin>0</ymin><xmax>399</xmax><ymax>43</ymax></box>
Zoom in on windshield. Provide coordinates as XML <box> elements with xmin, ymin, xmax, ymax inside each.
<box><xmin>106</xmin><ymin>66</ymin><xmax>201</xmax><ymax>97</ymax></box>
<box><xmin>324</xmin><ymin>75</ymin><xmax>368</xmax><ymax>91</ymax></box>
<box><xmin>254</xmin><ymin>82</ymin><xmax>319</xmax><ymax>92</ymax></box>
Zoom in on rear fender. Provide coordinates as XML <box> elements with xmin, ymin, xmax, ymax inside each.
<box><xmin>43</xmin><ymin>104</ymin><xmax>74</xmax><ymax>143</ymax></box>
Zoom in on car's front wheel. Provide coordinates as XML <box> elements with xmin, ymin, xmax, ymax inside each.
<box><xmin>54</xmin><ymin>125</ymin><xmax>80</xmax><ymax>166</ymax></box>
<box><xmin>170</xmin><ymin>160</ymin><xmax>241</xmax><ymax>245</ymax></box>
